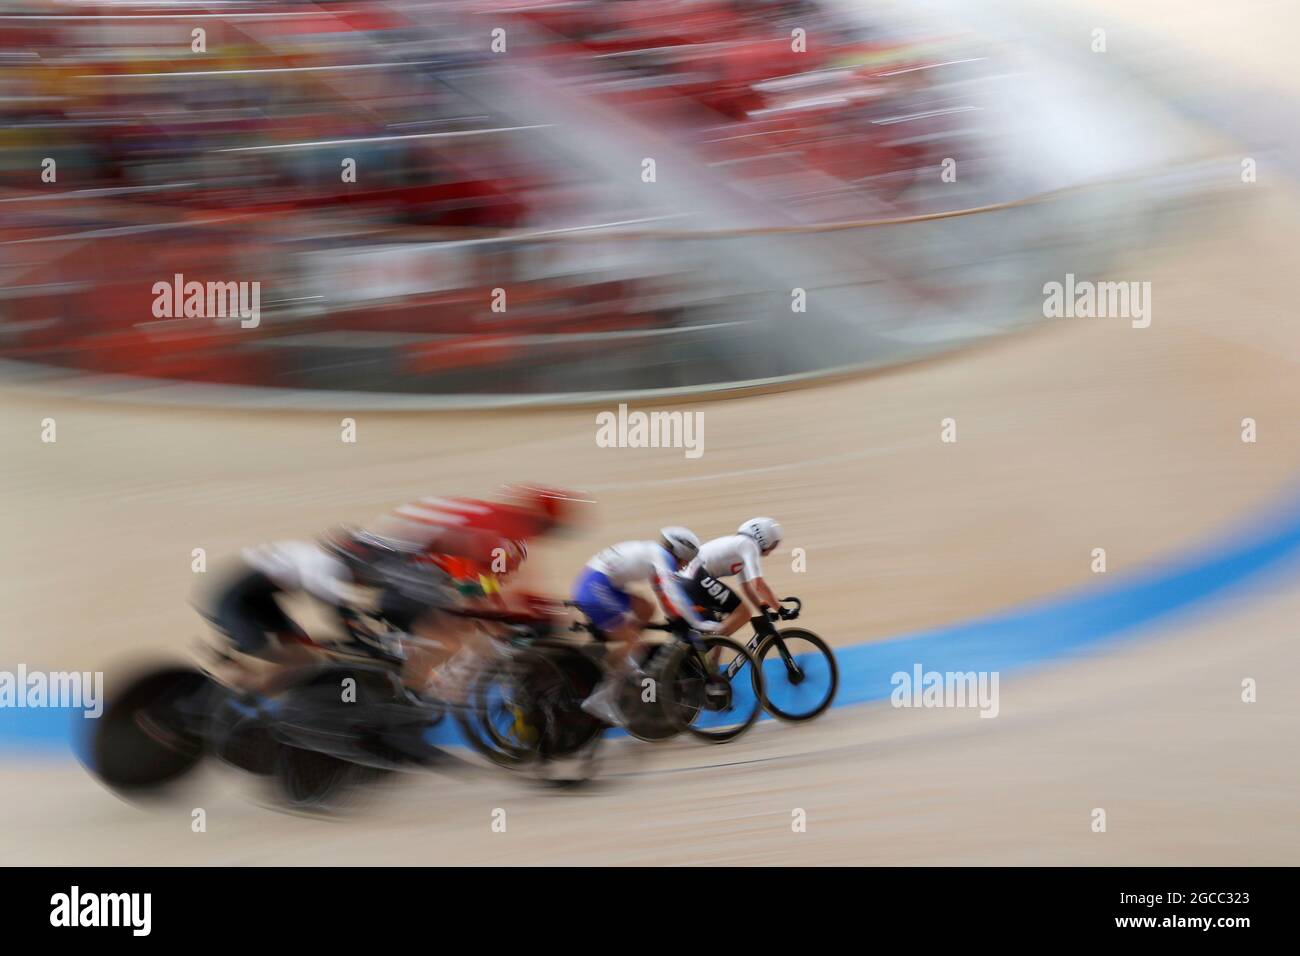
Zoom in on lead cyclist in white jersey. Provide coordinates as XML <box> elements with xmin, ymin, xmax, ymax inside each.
<box><xmin>677</xmin><ymin>518</ymin><xmax>789</xmax><ymax>643</ymax></box>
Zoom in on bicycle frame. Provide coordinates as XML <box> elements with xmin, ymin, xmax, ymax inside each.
<box><xmin>724</xmin><ymin>607</ymin><xmax>807</xmax><ymax>685</ymax></box>
<box><xmin>724</xmin><ymin>614</ymin><xmax>773</xmax><ymax>680</ymax></box>
<box><xmin>563</xmin><ymin>600</ymin><xmax>777</xmax><ymax>690</ymax></box>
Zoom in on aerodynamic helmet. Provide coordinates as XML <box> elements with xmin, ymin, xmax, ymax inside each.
<box><xmin>659</xmin><ymin>526</ymin><xmax>701</xmax><ymax>563</ymax></box>
<box><xmin>738</xmin><ymin>517</ymin><xmax>783</xmax><ymax>554</ymax></box>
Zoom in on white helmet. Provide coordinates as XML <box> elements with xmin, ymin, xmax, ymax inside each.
<box><xmin>659</xmin><ymin>526</ymin><xmax>701</xmax><ymax>563</ymax></box>
<box><xmin>738</xmin><ymin>517</ymin><xmax>782</xmax><ymax>553</ymax></box>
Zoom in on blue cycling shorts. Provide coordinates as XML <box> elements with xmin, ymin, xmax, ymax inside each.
<box><xmin>571</xmin><ymin>567</ymin><xmax>632</xmax><ymax>633</ymax></box>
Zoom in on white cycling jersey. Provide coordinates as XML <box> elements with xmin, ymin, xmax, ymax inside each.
<box><xmin>684</xmin><ymin>534</ymin><xmax>764</xmax><ymax>583</ymax></box>
<box><xmin>242</xmin><ymin>541</ymin><xmax>351</xmax><ymax>605</ymax></box>
<box><xmin>585</xmin><ymin>540</ymin><xmax>704</xmax><ymax>627</ymax></box>
<box><xmin>586</xmin><ymin>540</ymin><xmax>678</xmax><ymax>588</ymax></box>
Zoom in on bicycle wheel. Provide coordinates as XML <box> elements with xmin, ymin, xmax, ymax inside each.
<box><xmin>530</xmin><ymin>648</ymin><xmax>604</xmax><ymax>761</ymax></box>
<box><xmin>755</xmin><ymin>628</ymin><xmax>839</xmax><ymax>721</ymax></box>
<box><xmin>662</xmin><ymin>635</ymin><xmax>764</xmax><ymax>744</ymax></box>
<box><xmin>619</xmin><ymin>643</ymin><xmax>682</xmax><ymax>742</ymax></box>
<box><xmin>89</xmin><ymin>665</ymin><xmax>211</xmax><ymax>793</ymax></box>
<box><xmin>273</xmin><ymin>745</ymin><xmax>365</xmax><ymax>812</ymax></box>
<box><xmin>457</xmin><ymin>660</ymin><xmax>541</xmax><ymax>768</ymax></box>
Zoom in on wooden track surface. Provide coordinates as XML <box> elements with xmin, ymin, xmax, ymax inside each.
<box><xmin>2</xmin><ymin>0</ymin><xmax>1298</xmax><ymax>865</ymax></box>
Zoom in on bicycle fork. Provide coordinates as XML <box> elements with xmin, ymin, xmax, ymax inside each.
<box><xmin>724</xmin><ymin>618</ymin><xmax>805</xmax><ymax>685</ymax></box>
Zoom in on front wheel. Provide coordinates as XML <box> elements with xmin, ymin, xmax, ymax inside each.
<box><xmin>755</xmin><ymin>628</ymin><xmax>838</xmax><ymax>721</ymax></box>
<box><xmin>87</xmin><ymin>665</ymin><xmax>212</xmax><ymax>793</ymax></box>
<box><xmin>459</xmin><ymin>658</ymin><xmax>545</xmax><ymax>769</ymax></box>
<box><xmin>662</xmin><ymin>635</ymin><xmax>764</xmax><ymax>744</ymax></box>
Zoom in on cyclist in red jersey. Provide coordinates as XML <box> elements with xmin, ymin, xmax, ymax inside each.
<box><xmin>360</xmin><ymin>485</ymin><xmax>585</xmax><ymax>702</ymax></box>
<box><xmin>368</xmin><ymin>484</ymin><xmax>574</xmax><ymax>556</ymax></box>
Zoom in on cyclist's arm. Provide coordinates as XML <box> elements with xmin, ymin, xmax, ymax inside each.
<box><xmin>736</xmin><ymin>543</ymin><xmax>782</xmax><ymax>615</ymax></box>
<box><xmin>651</xmin><ymin>552</ymin><xmax>722</xmax><ymax>633</ymax></box>
<box><xmin>741</xmin><ymin>577</ymin><xmax>783</xmax><ymax>616</ymax></box>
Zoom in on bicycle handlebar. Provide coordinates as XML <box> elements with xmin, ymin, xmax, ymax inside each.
<box><xmin>761</xmin><ymin>596</ymin><xmax>802</xmax><ymax>622</ymax></box>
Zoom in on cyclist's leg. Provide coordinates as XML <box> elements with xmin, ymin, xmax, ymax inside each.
<box><xmin>371</xmin><ymin>587</ymin><xmax>448</xmax><ymax>689</ymax></box>
<box><xmin>407</xmin><ymin>605</ymin><xmax>504</xmax><ymax>705</ymax></box>
<box><xmin>368</xmin><ymin>563</ymin><xmax>470</xmax><ymax>696</ymax></box>
<box><xmin>573</xmin><ymin>569</ymin><xmax>642</xmax><ymax>723</ymax></box>
<box><xmin>409</xmin><ymin>609</ymin><xmax>483</xmax><ymax>704</ymax></box>
<box><xmin>573</xmin><ymin>570</ymin><xmax>643</xmax><ymax>653</ymax></box>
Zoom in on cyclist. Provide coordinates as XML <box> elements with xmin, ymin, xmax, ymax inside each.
<box><xmin>198</xmin><ymin>535</ymin><xmax>377</xmax><ymax>694</ymax></box>
<box><xmin>570</xmin><ymin>527</ymin><xmax>704</xmax><ymax>725</ymax></box>
<box><xmin>678</xmin><ymin>517</ymin><xmax>790</xmax><ymax>643</ymax></box>
<box><xmin>362</xmin><ymin>485</ymin><xmax>585</xmax><ymax>703</ymax></box>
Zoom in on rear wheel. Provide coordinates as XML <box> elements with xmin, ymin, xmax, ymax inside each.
<box><xmin>534</xmin><ymin>649</ymin><xmax>603</xmax><ymax>762</ymax></box>
<box><xmin>273</xmin><ymin>745</ymin><xmax>363</xmax><ymax>811</ymax></box>
<box><xmin>755</xmin><ymin>629</ymin><xmax>838</xmax><ymax>721</ymax></box>
<box><xmin>620</xmin><ymin>643</ymin><xmax>681</xmax><ymax>742</ymax></box>
<box><xmin>662</xmin><ymin>636</ymin><xmax>764</xmax><ymax>744</ymax></box>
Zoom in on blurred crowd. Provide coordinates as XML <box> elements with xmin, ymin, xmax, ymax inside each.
<box><xmin>0</xmin><ymin>1</ymin><xmax>977</xmax><ymax>393</ymax></box>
